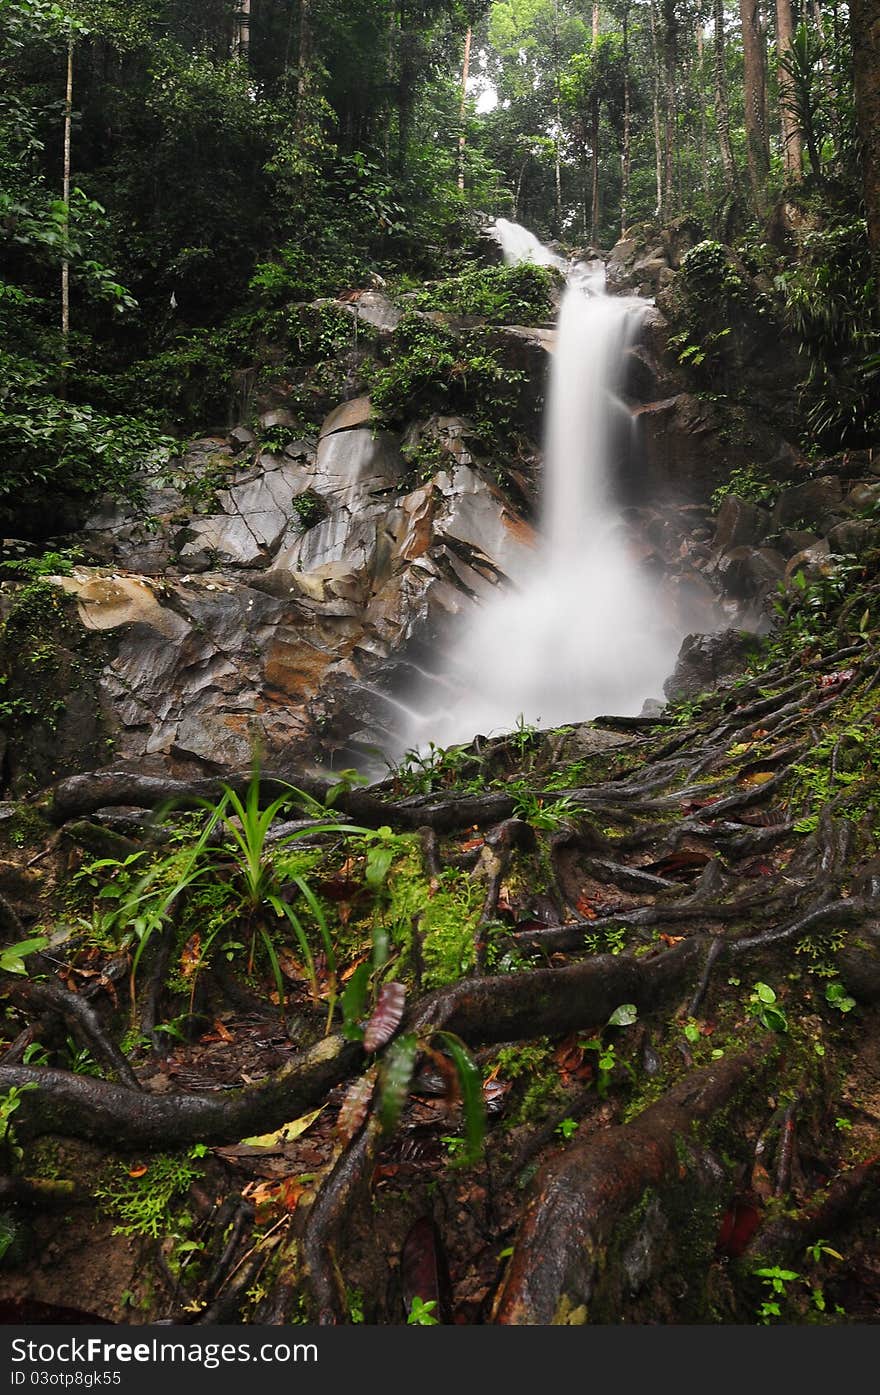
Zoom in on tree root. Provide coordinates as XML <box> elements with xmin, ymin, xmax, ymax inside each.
<box><xmin>3</xmin><ymin>979</ymin><xmax>141</xmax><ymax>1091</ymax></box>
<box><xmin>745</xmin><ymin>1158</ymin><xmax>880</xmax><ymax>1265</ymax></box>
<box><xmin>491</xmin><ymin>1042</ymin><xmax>771</xmax><ymax>1324</ymax></box>
<box><xmin>0</xmin><ymin>1033</ymin><xmax>361</xmax><ymax>1146</ymax></box>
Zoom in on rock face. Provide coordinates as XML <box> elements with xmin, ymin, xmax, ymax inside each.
<box><xmin>31</xmin><ymin>397</ymin><xmax>536</xmax><ymax>779</ymax></box>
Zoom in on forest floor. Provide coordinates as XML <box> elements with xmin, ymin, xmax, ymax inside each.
<box><xmin>2</xmin><ymin>567</ymin><xmax>880</xmax><ymax>1326</ymax></box>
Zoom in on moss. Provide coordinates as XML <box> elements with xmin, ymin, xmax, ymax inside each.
<box><xmin>380</xmin><ymin>845</ymin><xmax>480</xmax><ymax>988</ymax></box>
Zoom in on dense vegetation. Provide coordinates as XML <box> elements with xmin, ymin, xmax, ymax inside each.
<box><xmin>1</xmin><ymin>0</ymin><xmax>879</xmax><ymax>524</ymax></box>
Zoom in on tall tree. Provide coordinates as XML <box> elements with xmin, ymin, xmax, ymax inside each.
<box><xmin>712</xmin><ymin>0</ymin><xmax>736</xmax><ymax>191</ymax></box>
<box><xmin>739</xmin><ymin>0</ymin><xmax>769</xmax><ymax>206</ymax></box>
<box><xmin>850</xmin><ymin>0</ymin><xmax>880</xmax><ymax>305</ymax></box>
<box><xmin>775</xmin><ymin>0</ymin><xmax>803</xmax><ymax>177</ymax></box>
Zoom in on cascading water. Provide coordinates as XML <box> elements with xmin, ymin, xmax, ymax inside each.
<box><xmin>399</xmin><ymin>221</ymin><xmax>688</xmax><ymax>749</ymax></box>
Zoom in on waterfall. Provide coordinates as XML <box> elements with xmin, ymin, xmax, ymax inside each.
<box><xmin>401</xmin><ymin>221</ymin><xmax>687</xmax><ymax>748</ymax></box>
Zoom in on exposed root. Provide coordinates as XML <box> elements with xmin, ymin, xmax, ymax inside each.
<box><xmin>492</xmin><ymin>1044</ymin><xmax>771</xmax><ymax>1324</ymax></box>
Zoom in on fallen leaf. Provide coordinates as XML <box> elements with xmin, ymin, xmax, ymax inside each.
<box><xmin>128</xmin><ymin>1164</ymin><xmax>148</xmax><ymax>1179</ymax></box>
<box><xmin>738</xmin><ymin>770</ymin><xmax>776</xmax><ymax>788</ymax></box>
<box><xmin>232</xmin><ymin>1108</ymin><xmax>324</xmax><ymax>1152</ymax></box>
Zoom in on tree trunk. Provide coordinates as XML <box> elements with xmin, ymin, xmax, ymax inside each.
<box><xmin>233</xmin><ymin>0</ymin><xmax>251</xmax><ymax>59</ymax></box>
<box><xmin>696</xmin><ymin>15</ymin><xmax>709</xmax><ymax>195</ymax></box>
<box><xmin>850</xmin><ymin>0</ymin><xmax>880</xmax><ymax>308</ymax></box>
<box><xmin>621</xmin><ymin>4</ymin><xmax>631</xmax><ymax>234</ymax></box>
<box><xmin>591</xmin><ymin>97</ymin><xmax>601</xmax><ymax>243</ymax></box>
<box><xmin>61</xmin><ymin>30</ymin><xmax>73</xmax><ymax>349</ymax></box>
<box><xmin>775</xmin><ymin>0</ymin><xmax>803</xmax><ymax>177</ymax></box>
<box><xmin>553</xmin><ymin>0</ymin><xmax>562</xmax><ymax>233</ymax></box>
<box><xmin>713</xmin><ymin>0</ymin><xmax>737</xmax><ymax>189</ymax></box>
<box><xmin>662</xmin><ymin>0</ymin><xmax>677</xmax><ymax>215</ymax></box>
<box><xmin>739</xmin><ymin>0</ymin><xmax>769</xmax><ymax>208</ymax></box>
<box><xmin>295</xmin><ymin>0</ymin><xmax>311</xmax><ymax>135</ymax></box>
<box><xmin>650</xmin><ymin>2</ymin><xmax>664</xmax><ymax>214</ymax></box>
<box><xmin>457</xmin><ymin>25</ymin><xmax>472</xmax><ymax>191</ymax></box>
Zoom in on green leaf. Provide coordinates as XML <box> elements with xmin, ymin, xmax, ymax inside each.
<box><xmin>755</xmin><ymin>981</ymin><xmax>777</xmax><ymax>1004</ymax></box>
<box><xmin>378</xmin><ymin>1034</ymin><xmax>418</xmax><ymax>1134</ymax></box>
<box><xmin>432</xmin><ymin>1032</ymin><xmax>486</xmax><ymax>1165</ymax></box>
<box><xmin>341</xmin><ymin>962</ymin><xmax>370</xmax><ymax>1041</ymax></box>
<box><xmin>608</xmin><ymin>1003</ymin><xmax>638</xmax><ymax>1027</ymax></box>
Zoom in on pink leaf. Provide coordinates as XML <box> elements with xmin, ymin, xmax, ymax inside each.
<box><xmin>364</xmin><ymin>981</ymin><xmax>406</xmax><ymax>1054</ymax></box>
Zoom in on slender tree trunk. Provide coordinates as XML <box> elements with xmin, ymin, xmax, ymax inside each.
<box><xmin>775</xmin><ymin>0</ymin><xmax>803</xmax><ymax>177</ymax></box>
<box><xmin>61</xmin><ymin>30</ymin><xmax>73</xmax><ymax>352</ymax></box>
<box><xmin>650</xmin><ymin>3</ymin><xmax>664</xmax><ymax>215</ymax></box>
<box><xmin>590</xmin><ymin>96</ymin><xmax>600</xmax><ymax>242</ymax></box>
<box><xmin>696</xmin><ymin>15</ymin><xmax>709</xmax><ymax>195</ymax></box>
<box><xmin>621</xmin><ymin>3</ymin><xmax>631</xmax><ymax>234</ymax></box>
<box><xmin>233</xmin><ymin>0</ymin><xmax>251</xmax><ymax>58</ymax></box>
<box><xmin>662</xmin><ymin>0</ymin><xmax>677</xmax><ymax>215</ymax></box>
<box><xmin>592</xmin><ymin>2</ymin><xmax>600</xmax><ymax>43</ymax></box>
<box><xmin>295</xmin><ymin>0</ymin><xmax>311</xmax><ymax>135</ymax></box>
<box><xmin>713</xmin><ymin>0</ymin><xmax>736</xmax><ymax>189</ymax></box>
<box><xmin>553</xmin><ymin>0</ymin><xmax>562</xmax><ymax>233</ymax></box>
<box><xmin>457</xmin><ymin>25</ymin><xmax>472</xmax><ymax>191</ymax></box>
<box><xmin>850</xmin><ymin>0</ymin><xmax>880</xmax><ymax>308</ymax></box>
<box><xmin>739</xmin><ymin>0</ymin><xmax>769</xmax><ymax>208</ymax></box>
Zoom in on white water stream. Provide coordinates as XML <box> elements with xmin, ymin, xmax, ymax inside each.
<box><xmin>401</xmin><ymin>221</ymin><xmax>688</xmax><ymax>748</ymax></box>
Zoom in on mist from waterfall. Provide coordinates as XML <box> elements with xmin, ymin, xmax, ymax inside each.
<box><xmin>400</xmin><ymin>221</ymin><xmax>687</xmax><ymax>749</ymax></box>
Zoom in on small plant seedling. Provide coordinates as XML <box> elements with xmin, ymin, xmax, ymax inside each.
<box><xmin>748</xmin><ymin>981</ymin><xmax>788</xmax><ymax>1033</ymax></box>
<box><xmin>556</xmin><ymin>1117</ymin><xmax>578</xmax><ymax>1141</ymax></box>
<box><xmin>407</xmin><ymin>1296</ymin><xmax>439</xmax><ymax>1325</ymax></box>
<box><xmin>825</xmin><ymin>981</ymin><xmax>856</xmax><ymax>1014</ymax></box>
<box><xmin>754</xmin><ymin>1265</ymin><xmax>800</xmax><ymax>1324</ymax></box>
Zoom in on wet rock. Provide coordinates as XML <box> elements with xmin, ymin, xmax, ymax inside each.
<box><xmin>664</xmin><ymin>630</ymin><xmax>758</xmax><ymax>703</ymax></box>
<box><xmin>634</xmin><ymin>394</ymin><xmax>789</xmax><ymax>503</ymax></box>
<box><xmin>716</xmin><ymin>546</ymin><xmax>787</xmax><ymax>603</ymax></box>
<box><xmin>773</xmin><ymin>528</ymin><xmax>818</xmax><ymax>558</ymax></box>
<box><xmin>711</xmin><ymin>495</ymin><xmax>771</xmax><ymax>552</ymax></box>
<box><xmin>783</xmin><ymin>539</ymin><xmax>831</xmax><ymax>583</ymax></box>
<box><xmin>845</xmin><ymin>480</ymin><xmax>880</xmax><ymax>513</ymax></box>
<box><xmin>771</xmin><ymin>476</ymin><xmax>846</xmax><ymax>530</ymax></box>
<box><xmin>827</xmin><ymin>518</ymin><xmax>880</xmax><ymax>554</ymax></box>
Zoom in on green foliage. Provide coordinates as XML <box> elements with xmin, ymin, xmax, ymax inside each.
<box><xmin>410</xmin><ymin>262</ymin><xmax>555</xmax><ymax>325</ymax></box>
<box><xmin>773</xmin><ymin>219</ymin><xmax>879</xmax><ymax>448</ymax></box>
<box><xmin>86</xmin><ymin>768</ymin><xmax>362</xmax><ymax>1013</ymax></box>
<box><xmin>369</xmin><ymin>313</ymin><xmax>528</xmax><ymax>451</ymax></box>
<box><xmin>710</xmin><ymin>465</ymin><xmax>779</xmax><ymax>512</ymax></box>
<box><xmin>748</xmin><ymin>981</ymin><xmax>788</xmax><ymax>1034</ymax></box>
<box><xmin>0</xmin><ymin>355</ymin><xmax>174</xmax><ymax>515</ymax></box>
<box><xmin>0</xmin><ymin>935</ymin><xmax>49</xmax><ymax>974</ymax></box>
<box><xmin>579</xmin><ymin>1003</ymin><xmax>638</xmax><ymax>1098</ymax></box>
<box><xmin>407</xmin><ymin>1296</ymin><xmax>439</xmax><ymax>1325</ymax></box>
<box><xmin>95</xmin><ymin>1153</ymin><xmax>203</xmax><ymax>1239</ymax></box>
<box><xmin>0</xmin><ymin>1082</ymin><xmax>37</xmax><ymax>1163</ymax></box>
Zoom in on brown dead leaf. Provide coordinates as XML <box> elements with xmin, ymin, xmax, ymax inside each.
<box><xmin>179</xmin><ymin>933</ymin><xmax>201</xmax><ymax>980</ymax></box>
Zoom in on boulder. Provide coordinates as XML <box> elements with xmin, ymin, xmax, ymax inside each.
<box><xmin>771</xmin><ymin>476</ymin><xmax>846</xmax><ymax>530</ymax></box>
<box><xmin>711</xmin><ymin>495</ymin><xmax>771</xmax><ymax>553</ymax></box>
<box><xmin>716</xmin><ymin>546</ymin><xmax>787</xmax><ymax>602</ymax></box>
<box><xmin>664</xmin><ymin>630</ymin><xmax>759</xmax><ymax>703</ymax></box>
<box><xmin>827</xmin><ymin>518</ymin><xmax>880</xmax><ymax>554</ymax></box>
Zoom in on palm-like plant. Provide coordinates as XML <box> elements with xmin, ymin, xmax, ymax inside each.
<box><xmin>110</xmin><ymin>769</ymin><xmax>361</xmax><ymax>1020</ymax></box>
